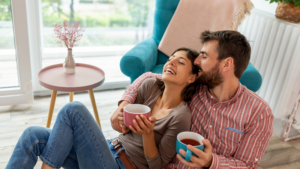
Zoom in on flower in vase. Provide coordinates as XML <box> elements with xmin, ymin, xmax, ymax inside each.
<box><xmin>53</xmin><ymin>21</ymin><xmax>85</xmax><ymax>49</ymax></box>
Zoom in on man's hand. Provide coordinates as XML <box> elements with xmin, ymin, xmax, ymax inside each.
<box><xmin>177</xmin><ymin>139</ymin><xmax>213</xmax><ymax>168</ymax></box>
<box><xmin>110</xmin><ymin>100</ymin><xmax>130</xmax><ymax>133</ymax></box>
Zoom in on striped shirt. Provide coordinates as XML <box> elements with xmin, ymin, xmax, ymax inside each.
<box><xmin>120</xmin><ymin>72</ymin><xmax>274</xmax><ymax>169</ymax></box>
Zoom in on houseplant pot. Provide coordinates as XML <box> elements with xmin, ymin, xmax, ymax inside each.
<box><xmin>276</xmin><ymin>2</ymin><xmax>300</xmax><ymax>23</ymax></box>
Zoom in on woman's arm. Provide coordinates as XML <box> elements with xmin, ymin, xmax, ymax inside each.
<box><xmin>111</xmin><ymin>73</ymin><xmax>160</xmax><ymax>133</ymax></box>
<box><xmin>130</xmin><ymin>115</ymin><xmax>158</xmax><ymax>158</ymax></box>
<box><xmin>131</xmin><ymin>110</ymin><xmax>192</xmax><ymax>169</ymax></box>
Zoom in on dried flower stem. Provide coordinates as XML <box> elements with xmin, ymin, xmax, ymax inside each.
<box><xmin>54</xmin><ymin>21</ymin><xmax>85</xmax><ymax>49</ymax></box>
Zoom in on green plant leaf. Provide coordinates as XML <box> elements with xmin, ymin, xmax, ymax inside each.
<box><xmin>294</xmin><ymin>1</ymin><xmax>300</xmax><ymax>6</ymax></box>
<box><xmin>270</xmin><ymin>0</ymin><xmax>275</xmax><ymax>3</ymax></box>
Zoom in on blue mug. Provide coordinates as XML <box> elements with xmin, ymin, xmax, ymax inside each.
<box><xmin>176</xmin><ymin>131</ymin><xmax>205</xmax><ymax>162</ymax></box>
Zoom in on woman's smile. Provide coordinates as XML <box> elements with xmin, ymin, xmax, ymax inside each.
<box><xmin>164</xmin><ymin>67</ymin><xmax>176</xmax><ymax>75</ymax></box>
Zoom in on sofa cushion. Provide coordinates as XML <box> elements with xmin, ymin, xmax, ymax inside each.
<box><xmin>151</xmin><ymin>64</ymin><xmax>164</xmax><ymax>74</ymax></box>
<box><xmin>158</xmin><ymin>0</ymin><xmax>253</xmax><ymax>56</ymax></box>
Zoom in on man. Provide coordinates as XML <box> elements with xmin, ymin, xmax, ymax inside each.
<box><xmin>111</xmin><ymin>30</ymin><xmax>274</xmax><ymax>168</ymax></box>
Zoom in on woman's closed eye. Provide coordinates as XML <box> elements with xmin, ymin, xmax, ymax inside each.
<box><xmin>179</xmin><ymin>61</ymin><xmax>185</xmax><ymax>65</ymax></box>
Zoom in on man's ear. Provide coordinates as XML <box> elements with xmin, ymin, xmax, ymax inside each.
<box><xmin>223</xmin><ymin>57</ymin><xmax>234</xmax><ymax>72</ymax></box>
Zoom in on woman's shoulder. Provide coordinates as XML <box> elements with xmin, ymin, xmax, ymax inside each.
<box><xmin>171</xmin><ymin>102</ymin><xmax>192</xmax><ymax>119</ymax></box>
<box><xmin>143</xmin><ymin>78</ymin><xmax>157</xmax><ymax>85</ymax></box>
<box><xmin>139</xmin><ymin>78</ymin><xmax>157</xmax><ymax>90</ymax></box>
<box><xmin>165</xmin><ymin>102</ymin><xmax>192</xmax><ymax>128</ymax></box>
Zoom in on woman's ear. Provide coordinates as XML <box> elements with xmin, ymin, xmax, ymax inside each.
<box><xmin>187</xmin><ymin>74</ymin><xmax>197</xmax><ymax>84</ymax></box>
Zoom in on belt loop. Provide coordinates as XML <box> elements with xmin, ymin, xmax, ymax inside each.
<box><xmin>115</xmin><ymin>147</ymin><xmax>125</xmax><ymax>157</ymax></box>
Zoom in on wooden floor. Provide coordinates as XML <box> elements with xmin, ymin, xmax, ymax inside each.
<box><xmin>0</xmin><ymin>89</ymin><xmax>300</xmax><ymax>169</ymax></box>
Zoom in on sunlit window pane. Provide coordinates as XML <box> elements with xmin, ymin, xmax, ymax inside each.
<box><xmin>41</xmin><ymin>0</ymin><xmax>154</xmax><ymax>82</ymax></box>
<box><xmin>0</xmin><ymin>0</ymin><xmax>19</xmax><ymax>88</ymax></box>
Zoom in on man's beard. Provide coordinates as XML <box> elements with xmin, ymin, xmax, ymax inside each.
<box><xmin>198</xmin><ymin>63</ymin><xmax>223</xmax><ymax>89</ymax></box>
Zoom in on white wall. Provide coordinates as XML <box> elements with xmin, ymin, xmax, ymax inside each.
<box><xmin>251</xmin><ymin>0</ymin><xmax>278</xmax><ymax>14</ymax></box>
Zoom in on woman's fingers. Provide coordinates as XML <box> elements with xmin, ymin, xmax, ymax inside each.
<box><xmin>133</xmin><ymin>119</ymin><xmax>143</xmax><ymax>133</ymax></box>
<box><xmin>140</xmin><ymin>115</ymin><xmax>152</xmax><ymax>128</ymax></box>
<box><xmin>135</xmin><ymin>115</ymin><xmax>147</xmax><ymax>130</ymax></box>
<box><xmin>129</xmin><ymin>125</ymin><xmax>137</xmax><ymax>133</ymax></box>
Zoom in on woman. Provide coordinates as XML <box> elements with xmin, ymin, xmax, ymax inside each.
<box><xmin>6</xmin><ymin>47</ymin><xmax>200</xmax><ymax>169</ymax></box>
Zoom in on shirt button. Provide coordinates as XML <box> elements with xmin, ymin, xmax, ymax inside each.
<box><xmin>209</xmin><ymin>125</ymin><xmax>212</xmax><ymax>128</ymax></box>
<box><xmin>255</xmin><ymin>158</ymin><xmax>258</xmax><ymax>162</ymax></box>
<box><xmin>213</xmin><ymin>108</ymin><xmax>216</xmax><ymax>111</ymax></box>
<box><xmin>211</xmin><ymin>96</ymin><xmax>213</xmax><ymax>98</ymax></box>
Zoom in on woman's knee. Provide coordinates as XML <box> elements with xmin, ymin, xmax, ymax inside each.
<box><xmin>21</xmin><ymin>126</ymin><xmax>50</xmax><ymax>142</ymax></box>
<box><xmin>62</xmin><ymin>101</ymin><xmax>89</xmax><ymax>116</ymax></box>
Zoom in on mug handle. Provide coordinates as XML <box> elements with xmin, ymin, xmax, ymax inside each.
<box><xmin>185</xmin><ymin>149</ymin><xmax>192</xmax><ymax>162</ymax></box>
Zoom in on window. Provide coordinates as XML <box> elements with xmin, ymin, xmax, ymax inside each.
<box><xmin>0</xmin><ymin>0</ymin><xmax>19</xmax><ymax>88</ymax></box>
<box><xmin>40</xmin><ymin>0</ymin><xmax>155</xmax><ymax>83</ymax></box>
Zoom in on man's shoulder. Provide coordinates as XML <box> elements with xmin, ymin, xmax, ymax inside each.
<box><xmin>241</xmin><ymin>86</ymin><xmax>273</xmax><ymax>117</ymax></box>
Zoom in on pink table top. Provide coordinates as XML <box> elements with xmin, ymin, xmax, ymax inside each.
<box><xmin>38</xmin><ymin>63</ymin><xmax>105</xmax><ymax>92</ymax></box>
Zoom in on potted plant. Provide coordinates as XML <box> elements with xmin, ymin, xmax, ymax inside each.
<box><xmin>267</xmin><ymin>0</ymin><xmax>300</xmax><ymax>23</ymax></box>
<box><xmin>54</xmin><ymin>21</ymin><xmax>85</xmax><ymax>74</ymax></box>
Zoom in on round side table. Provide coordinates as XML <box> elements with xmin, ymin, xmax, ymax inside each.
<box><xmin>38</xmin><ymin>63</ymin><xmax>105</xmax><ymax>130</ymax></box>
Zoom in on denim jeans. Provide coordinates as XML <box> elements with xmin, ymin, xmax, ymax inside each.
<box><xmin>6</xmin><ymin>101</ymin><xmax>131</xmax><ymax>169</ymax></box>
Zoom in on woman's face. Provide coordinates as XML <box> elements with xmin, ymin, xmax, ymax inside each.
<box><xmin>162</xmin><ymin>50</ymin><xmax>197</xmax><ymax>87</ymax></box>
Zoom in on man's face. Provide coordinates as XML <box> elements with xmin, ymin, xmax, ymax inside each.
<box><xmin>194</xmin><ymin>40</ymin><xmax>223</xmax><ymax>89</ymax></box>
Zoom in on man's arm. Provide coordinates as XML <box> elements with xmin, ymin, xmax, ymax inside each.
<box><xmin>119</xmin><ymin>72</ymin><xmax>162</xmax><ymax>104</ymax></box>
<box><xmin>110</xmin><ymin>72</ymin><xmax>161</xmax><ymax>133</ymax></box>
<box><xmin>110</xmin><ymin>100</ymin><xmax>131</xmax><ymax>133</ymax></box>
<box><xmin>177</xmin><ymin>107</ymin><xmax>274</xmax><ymax>169</ymax></box>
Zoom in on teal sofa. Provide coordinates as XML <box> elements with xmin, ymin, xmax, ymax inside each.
<box><xmin>120</xmin><ymin>0</ymin><xmax>262</xmax><ymax>92</ymax></box>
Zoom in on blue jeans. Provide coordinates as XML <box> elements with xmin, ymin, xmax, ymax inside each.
<box><xmin>6</xmin><ymin>101</ymin><xmax>131</xmax><ymax>169</ymax></box>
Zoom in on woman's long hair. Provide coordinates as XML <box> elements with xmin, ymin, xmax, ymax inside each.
<box><xmin>156</xmin><ymin>47</ymin><xmax>200</xmax><ymax>102</ymax></box>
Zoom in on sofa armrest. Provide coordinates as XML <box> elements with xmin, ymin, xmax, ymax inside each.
<box><xmin>239</xmin><ymin>62</ymin><xmax>262</xmax><ymax>92</ymax></box>
<box><xmin>120</xmin><ymin>37</ymin><xmax>158</xmax><ymax>83</ymax></box>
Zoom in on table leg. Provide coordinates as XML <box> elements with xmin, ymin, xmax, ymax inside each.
<box><xmin>69</xmin><ymin>92</ymin><xmax>74</xmax><ymax>102</ymax></box>
<box><xmin>88</xmin><ymin>89</ymin><xmax>102</xmax><ymax>130</ymax></box>
<box><xmin>46</xmin><ymin>90</ymin><xmax>57</xmax><ymax>128</ymax></box>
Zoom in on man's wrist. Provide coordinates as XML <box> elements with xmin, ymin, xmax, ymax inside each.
<box><xmin>119</xmin><ymin>100</ymin><xmax>130</xmax><ymax>107</ymax></box>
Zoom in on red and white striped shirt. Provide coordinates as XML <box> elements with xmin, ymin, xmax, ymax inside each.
<box><xmin>121</xmin><ymin>72</ymin><xmax>274</xmax><ymax>169</ymax></box>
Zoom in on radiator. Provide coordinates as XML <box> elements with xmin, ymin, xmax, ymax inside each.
<box><xmin>238</xmin><ymin>9</ymin><xmax>300</xmax><ymax>118</ymax></box>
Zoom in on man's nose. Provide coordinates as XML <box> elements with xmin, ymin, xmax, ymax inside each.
<box><xmin>194</xmin><ymin>55</ymin><xmax>202</xmax><ymax>65</ymax></box>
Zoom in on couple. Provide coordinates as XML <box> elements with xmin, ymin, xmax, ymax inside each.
<box><xmin>6</xmin><ymin>30</ymin><xmax>273</xmax><ymax>169</ymax></box>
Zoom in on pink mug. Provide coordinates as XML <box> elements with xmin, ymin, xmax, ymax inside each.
<box><xmin>123</xmin><ymin>104</ymin><xmax>151</xmax><ymax>128</ymax></box>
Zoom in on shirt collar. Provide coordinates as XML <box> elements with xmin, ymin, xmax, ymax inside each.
<box><xmin>200</xmin><ymin>82</ymin><xmax>244</xmax><ymax>106</ymax></box>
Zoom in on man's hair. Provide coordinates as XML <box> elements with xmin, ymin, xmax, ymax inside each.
<box><xmin>156</xmin><ymin>47</ymin><xmax>200</xmax><ymax>102</ymax></box>
<box><xmin>200</xmin><ymin>30</ymin><xmax>251</xmax><ymax>79</ymax></box>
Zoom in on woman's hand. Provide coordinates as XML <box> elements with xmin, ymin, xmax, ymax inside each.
<box><xmin>129</xmin><ymin>115</ymin><xmax>156</xmax><ymax>135</ymax></box>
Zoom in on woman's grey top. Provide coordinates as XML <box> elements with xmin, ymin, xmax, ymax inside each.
<box><xmin>118</xmin><ymin>78</ymin><xmax>192</xmax><ymax>169</ymax></box>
